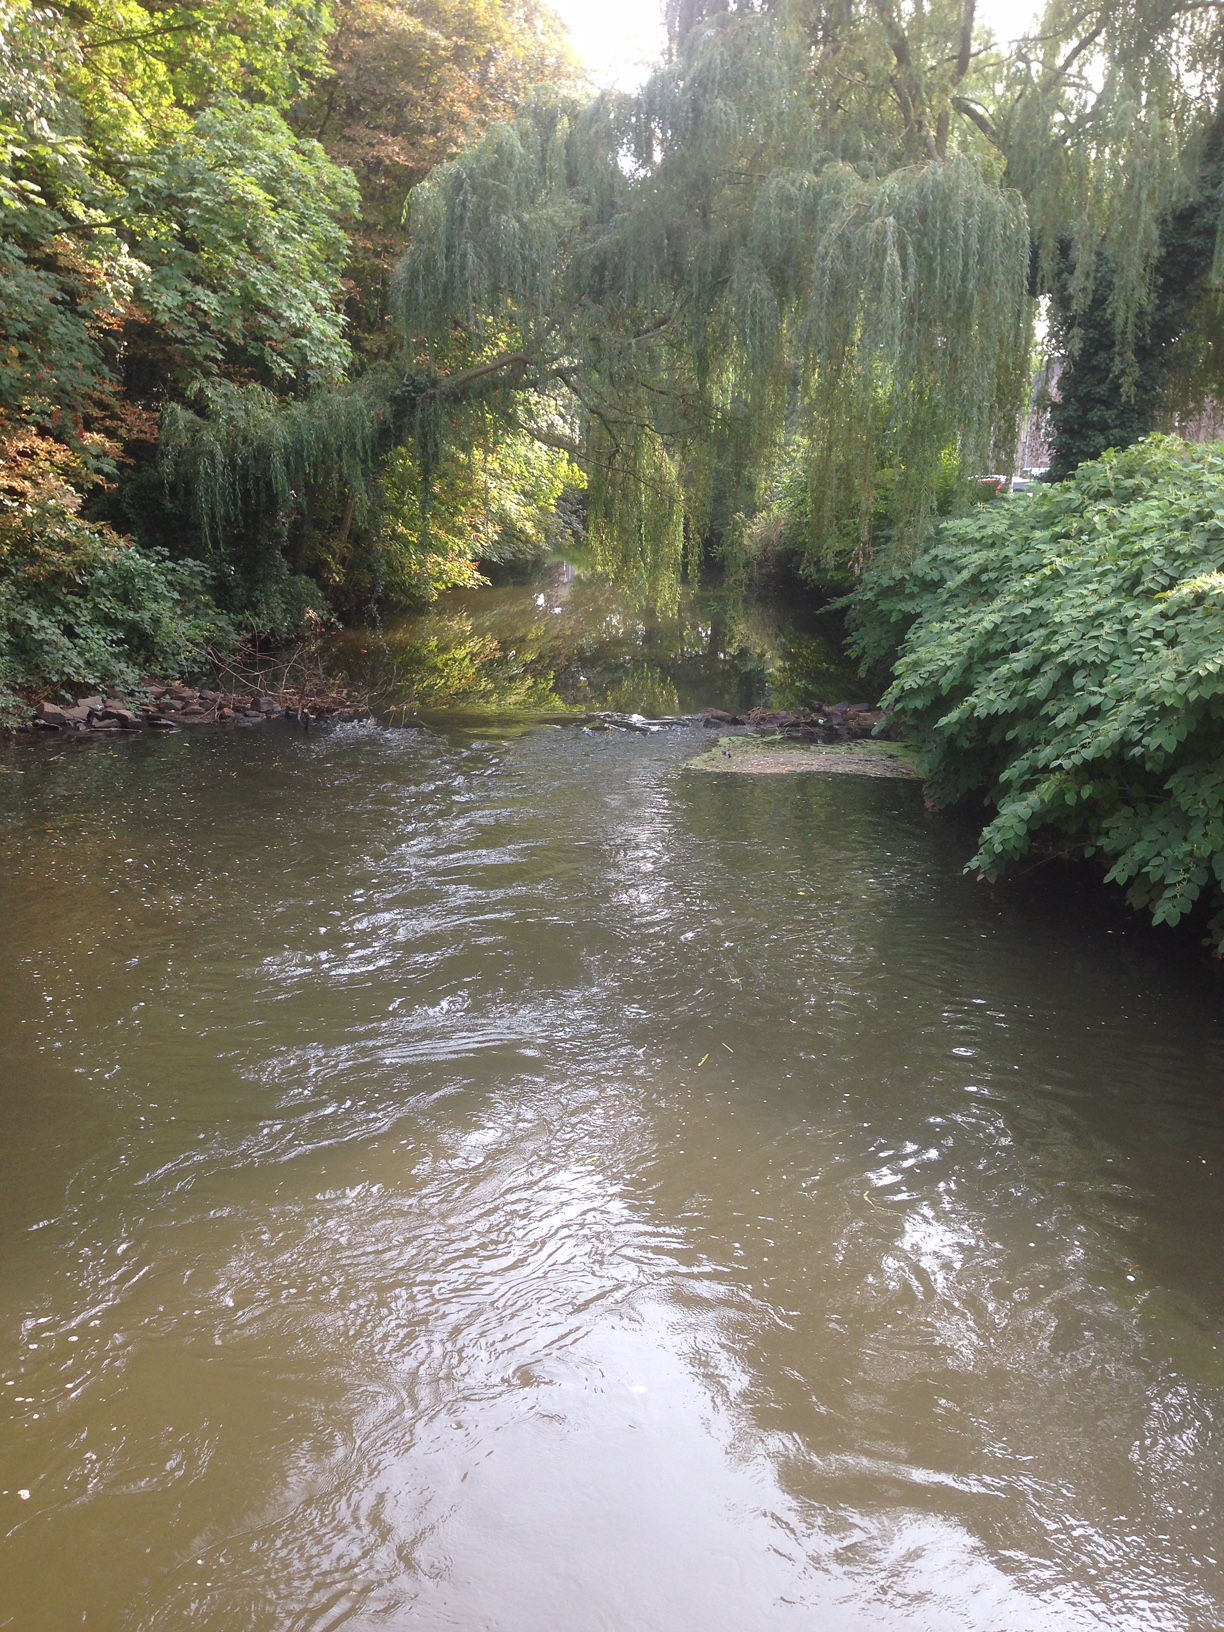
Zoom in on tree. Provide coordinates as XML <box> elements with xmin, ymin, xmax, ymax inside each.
<box><xmin>0</xmin><ymin>0</ymin><xmax>362</xmax><ymax>656</ymax></box>
<box><xmin>394</xmin><ymin>0</ymin><xmax>1224</xmax><ymax>596</ymax></box>
<box><xmin>849</xmin><ymin>435</ymin><xmax>1224</xmax><ymax>946</ymax></box>
<box><xmin>0</xmin><ymin>0</ymin><xmax>356</xmax><ymax>436</ymax></box>
<box><xmin>395</xmin><ymin>0</ymin><xmax>1034</xmax><ymax>600</ymax></box>
<box><xmin>146</xmin><ymin>0</ymin><xmax>578</xmax><ymax>606</ymax></box>
<box><xmin>0</xmin><ymin>0</ymin><xmax>588</xmax><ymax>695</ymax></box>
<box><xmin>294</xmin><ymin>0</ymin><xmax>573</xmax><ymax>351</ymax></box>
<box><xmin>982</xmin><ymin>0</ymin><xmax>1224</xmax><ymax>471</ymax></box>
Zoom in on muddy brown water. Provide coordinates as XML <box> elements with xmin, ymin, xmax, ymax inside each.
<box><xmin>2</xmin><ymin>703</ymin><xmax>1224</xmax><ymax>1627</ymax></box>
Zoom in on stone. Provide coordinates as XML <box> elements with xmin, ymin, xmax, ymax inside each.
<box><xmin>101</xmin><ymin>706</ymin><xmax>140</xmax><ymax>728</ymax></box>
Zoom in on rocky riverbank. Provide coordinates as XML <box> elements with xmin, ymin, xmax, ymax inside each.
<box><xmin>583</xmin><ymin>703</ymin><xmax>892</xmax><ymax>737</ymax></box>
<box><xmin>701</xmin><ymin>703</ymin><xmax>891</xmax><ymax>741</ymax></box>
<box><xmin>18</xmin><ymin>681</ymin><xmax>889</xmax><ymax>745</ymax></box>
<box><xmin>27</xmin><ymin>679</ymin><xmax>371</xmax><ymax>736</ymax></box>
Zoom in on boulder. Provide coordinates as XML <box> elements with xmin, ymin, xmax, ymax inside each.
<box><xmin>100</xmin><ymin>706</ymin><xmax>141</xmax><ymax>728</ymax></box>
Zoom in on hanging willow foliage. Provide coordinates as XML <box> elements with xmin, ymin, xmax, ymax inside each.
<box><xmin>996</xmin><ymin>0</ymin><xmax>1224</xmax><ymax>379</ymax></box>
<box><xmin>152</xmin><ymin>0</ymin><xmax>1224</xmax><ymax>606</ymax></box>
<box><xmin>396</xmin><ymin>3</ymin><xmax>1035</xmax><ymax>598</ymax></box>
<box><xmin>397</xmin><ymin>0</ymin><xmax>1224</xmax><ymax>594</ymax></box>
<box><xmin>158</xmin><ymin>376</ymin><xmax>390</xmax><ymax>552</ymax></box>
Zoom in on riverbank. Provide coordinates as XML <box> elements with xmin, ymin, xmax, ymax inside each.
<box><xmin>24</xmin><ymin>677</ymin><xmax>371</xmax><ymax>736</ymax></box>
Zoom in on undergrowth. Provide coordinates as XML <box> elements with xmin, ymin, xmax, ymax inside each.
<box><xmin>0</xmin><ymin>429</ymin><xmax>231</xmax><ymax>720</ymax></box>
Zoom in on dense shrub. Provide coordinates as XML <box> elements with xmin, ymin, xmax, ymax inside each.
<box><xmin>850</xmin><ymin>437</ymin><xmax>1224</xmax><ymax>946</ymax></box>
<box><xmin>0</xmin><ymin>430</ymin><xmax>231</xmax><ymax>717</ymax></box>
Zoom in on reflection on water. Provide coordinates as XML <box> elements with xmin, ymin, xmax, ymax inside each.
<box><xmin>2</xmin><ymin>698</ymin><xmax>1224</xmax><ymax>1629</ymax></box>
<box><xmin>334</xmin><ymin>562</ymin><xmax>867</xmax><ymax>729</ymax></box>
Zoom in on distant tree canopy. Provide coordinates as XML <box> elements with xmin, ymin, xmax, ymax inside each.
<box><xmin>396</xmin><ymin>0</ymin><xmax>1224</xmax><ymax>597</ymax></box>
<box><xmin>295</xmin><ymin>0</ymin><xmax>572</xmax><ymax>352</ymax></box>
<box><xmin>1</xmin><ymin>1</ymin><xmax>356</xmax><ymax>437</ymax></box>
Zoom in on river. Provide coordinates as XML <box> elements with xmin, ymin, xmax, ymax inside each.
<box><xmin>2</xmin><ymin>577</ymin><xmax>1223</xmax><ymax>1630</ymax></box>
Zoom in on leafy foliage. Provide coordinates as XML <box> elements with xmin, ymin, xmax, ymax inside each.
<box><xmin>0</xmin><ymin>1</ymin><xmax>356</xmax><ymax>422</ymax></box>
<box><xmin>122</xmin><ymin>100</ymin><xmax>359</xmax><ymax>388</ymax></box>
<box><xmin>0</xmin><ymin>425</ymin><xmax>230</xmax><ymax>713</ymax></box>
<box><xmin>398</xmin><ymin>4</ymin><xmax>1035</xmax><ymax>595</ymax></box>
<box><xmin>377</xmin><ymin>429</ymin><xmax>580</xmax><ymax>607</ymax></box>
<box><xmin>158</xmin><ymin>379</ymin><xmax>382</xmax><ymax>553</ymax></box>
<box><xmin>295</xmin><ymin>0</ymin><xmax>572</xmax><ymax>349</ymax></box>
<box><xmin>396</xmin><ymin>0</ymin><xmax>1224</xmax><ymax>585</ymax></box>
<box><xmin>850</xmin><ymin>437</ymin><xmax>1224</xmax><ymax>945</ymax></box>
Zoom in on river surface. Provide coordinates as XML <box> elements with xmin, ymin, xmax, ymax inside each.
<box><xmin>331</xmin><ymin>565</ymin><xmax>868</xmax><ymax>726</ymax></box>
<box><xmin>3</xmin><ymin>586</ymin><xmax>1224</xmax><ymax>1630</ymax></box>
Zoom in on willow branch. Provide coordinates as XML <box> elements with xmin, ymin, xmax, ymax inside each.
<box><xmin>523</xmin><ymin>425</ymin><xmax>582</xmax><ymax>457</ymax></box>
<box><xmin>952</xmin><ymin>96</ymin><xmax>1001</xmax><ymax>148</ymax></box>
<box><xmin>427</xmin><ymin>352</ymin><xmax>531</xmax><ymax>400</ymax></box>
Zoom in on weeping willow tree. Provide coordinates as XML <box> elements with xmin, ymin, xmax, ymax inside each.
<box><xmin>396</xmin><ymin>0</ymin><xmax>1224</xmax><ymax>598</ymax></box>
<box><xmin>146</xmin><ymin>0</ymin><xmax>1224</xmax><ymax>614</ymax></box>
<box><xmin>395</xmin><ymin>0</ymin><xmax>1034</xmax><ymax>600</ymax></box>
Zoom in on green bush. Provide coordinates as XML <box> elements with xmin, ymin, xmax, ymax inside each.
<box><xmin>0</xmin><ymin>437</ymin><xmax>233</xmax><ymax>716</ymax></box>
<box><xmin>850</xmin><ymin>436</ymin><xmax>1224</xmax><ymax>945</ymax></box>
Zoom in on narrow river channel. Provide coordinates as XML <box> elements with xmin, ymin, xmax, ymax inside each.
<box><xmin>3</xmin><ymin>586</ymin><xmax>1224</xmax><ymax>1629</ymax></box>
